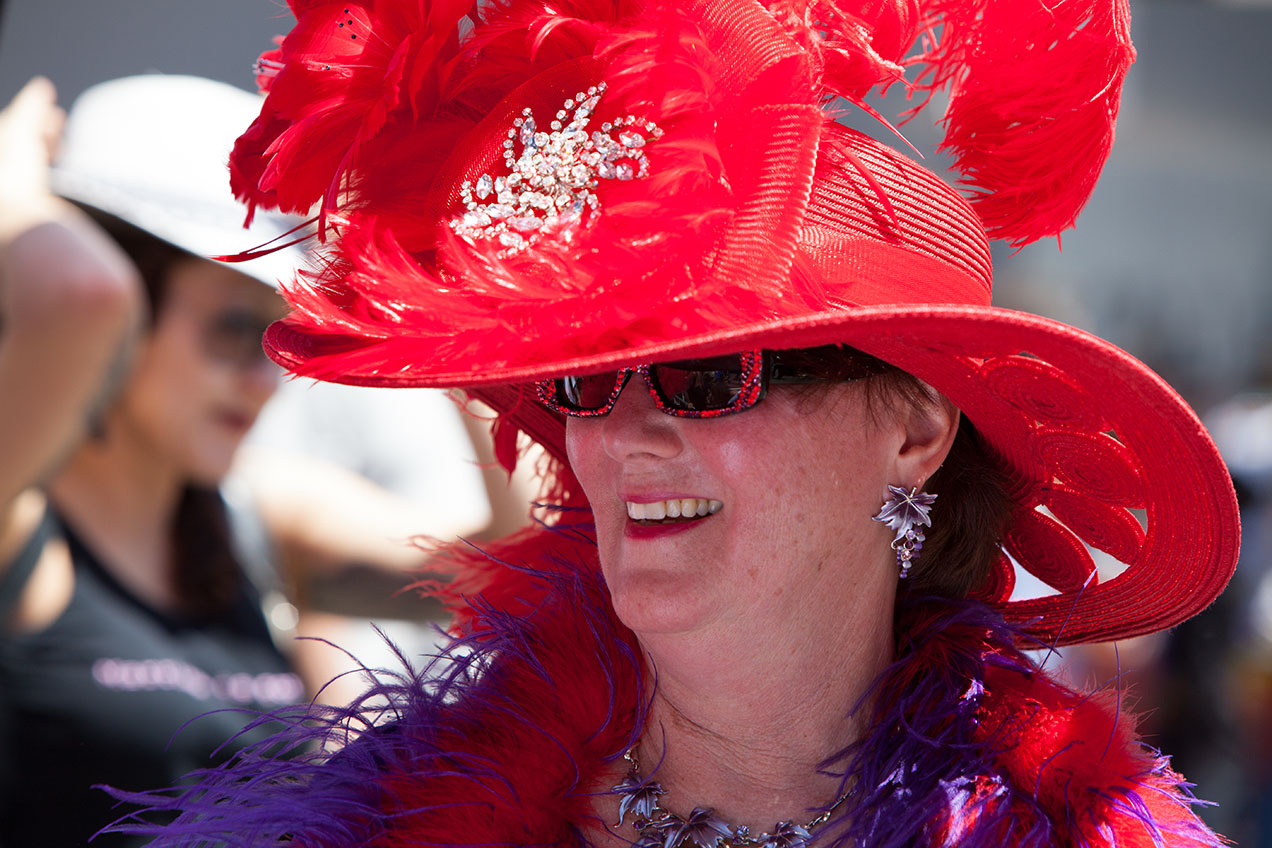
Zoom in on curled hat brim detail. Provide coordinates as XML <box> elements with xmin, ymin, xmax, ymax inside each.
<box><xmin>266</xmin><ymin>302</ymin><xmax>1240</xmax><ymax>648</ymax></box>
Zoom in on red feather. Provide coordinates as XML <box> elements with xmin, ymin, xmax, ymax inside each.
<box><xmin>231</xmin><ymin>0</ymin><xmax>474</xmax><ymax>219</ymax></box>
<box><xmin>237</xmin><ymin>0</ymin><xmax>1133</xmax><ymax>383</ymax></box>
<box><xmin>767</xmin><ymin>0</ymin><xmax>919</xmax><ymax>99</ymax></box>
<box><xmin>254</xmin><ymin>1</ymin><xmax>767</xmax><ymax>379</ymax></box>
<box><xmin>981</xmin><ymin>664</ymin><xmax>1222</xmax><ymax>847</ymax></box>
<box><xmin>907</xmin><ymin>0</ymin><xmax>1135</xmax><ymax>245</ymax></box>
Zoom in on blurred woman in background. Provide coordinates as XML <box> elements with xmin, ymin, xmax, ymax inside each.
<box><xmin>0</xmin><ymin>70</ymin><xmax>537</xmax><ymax>848</ymax></box>
<box><xmin>0</xmin><ymin>73</ymin><xmax>308</xmax><ymax>846</ymax></box>
<box><xmin>0</xmin><ymin>68</ymin><xmax>528</xmax><ymax>845</ymax></box>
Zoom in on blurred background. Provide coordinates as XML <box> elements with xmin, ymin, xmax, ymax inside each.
<box><xmin>2</xmin><ymin>0</ymin><xmax>1269</xmax><ymax>842</ymax></box>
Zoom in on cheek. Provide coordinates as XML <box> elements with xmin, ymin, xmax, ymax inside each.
<box><xmin>565</xmin><ymin>419</ymin><xmax>605</xmax><ymax>496</ymax></box>
<box><xmin>124</xmin><ymin>333</ymin><xmax>214</xmax><ymax>430</ymax></box>
<box><xmin>737</xmin><ymin>406</ymin><xmax>891</xmax><ymax>544</ymax></box>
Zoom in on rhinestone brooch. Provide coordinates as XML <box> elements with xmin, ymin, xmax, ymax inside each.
<box><xmin>450</xmin><ymin>82</ymin><xmax>663</xmax><ymax>256</ymax></box>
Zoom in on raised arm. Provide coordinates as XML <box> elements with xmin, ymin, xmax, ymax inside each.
<box><xmin>0</xmin><ymin>78</ymin><xmax>144</xmax><ymax>524</ymax></box>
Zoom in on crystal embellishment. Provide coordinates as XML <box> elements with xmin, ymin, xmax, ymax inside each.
<box><xmin>451</xmin><ymin>82</ymin><xmax>663</xmax><ymax>256</ymax></box>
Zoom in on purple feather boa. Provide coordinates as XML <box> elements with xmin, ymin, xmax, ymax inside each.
<box><xmin>101</xmin><ymin>549</ymin><xmax>1218</xmax><ymax>847</ymax></box>
<box><xmin>811</xmin><ymin>601</ymin><xmax>1025</xmax><ymax>848</ymax></box>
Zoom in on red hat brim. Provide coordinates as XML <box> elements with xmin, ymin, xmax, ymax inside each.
<box><xmin>266</xmin><ymin>301</ymin><xmax>1240</xmax><ymax>647</ymax></box>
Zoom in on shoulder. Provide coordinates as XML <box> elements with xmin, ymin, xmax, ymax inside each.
<box><xmin>979</xmin><ymin>661</ymin><xmax>1223</xmax><ymax>847</ymax></box>
<box><xmin>0</xmin><ymin>489</ymin><xmax>46</xmax><ymax>571</ymax></box>
<box><xmin>0</xmin><ymin>489</ymin><xmax>73</xmax><ymax>633</ymax></box>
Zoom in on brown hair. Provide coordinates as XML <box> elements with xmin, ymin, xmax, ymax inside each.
<box><xmin>780</xmin><ymin>345</ymin><xmax>1015</xmax><ymax>598</ymax></box>
<box><xmin>77</xmin><ymin>205</ymin><xmax>247</xmax><ymax>618</ymax></box>
<box><xmin>171</xmin><ymin>486</ymin><xmax>248</xmax><ymax>619</ymax></box>
<box><xmin>76</xmin><ymin>205</ymin><xmax>187</xmax><ymax>315</ymax></box>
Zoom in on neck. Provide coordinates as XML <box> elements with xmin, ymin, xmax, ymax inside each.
<box><xmin>632</xmin><ymin>590</ymin><xmax>894</xmax><ymax>832</ymax></box>
<box><xmin>48</xmin><ymin>415</ymin><xmax>187</xmax><ymax>604</ymax></box>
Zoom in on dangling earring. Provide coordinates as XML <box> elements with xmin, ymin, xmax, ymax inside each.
<box><xmin>873</xmin><ymin>485</ymin><xmax>937</xmax><ymax>579</ymax></box>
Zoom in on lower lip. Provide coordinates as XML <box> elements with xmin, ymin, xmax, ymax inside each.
<box><xmin>624</xmin><ymin>516</ymin><xmax>712</xmax><ymax>539</ymax></box>
<box><xmin>216</xmin><ymin>412</ymin><xmax>252</xmax><ymax>433</ymax></box>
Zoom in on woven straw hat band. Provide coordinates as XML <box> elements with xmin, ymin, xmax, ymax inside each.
<box><xmin>797</xmin><ymin>125</ymin><xmax>994</xmax><ymax>309</ymax></box>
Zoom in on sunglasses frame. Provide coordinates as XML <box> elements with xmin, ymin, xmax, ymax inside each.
<box><xmin>199</xmin><ymin>308</ymin><xmax>278</xmax><ymax>370</ymax></box>
<box><xmin>536</xmin><ymin>349</ymin><xmax>879</xmax><ymax>419</ymax></box>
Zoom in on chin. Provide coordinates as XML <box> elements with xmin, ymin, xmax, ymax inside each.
<box><xmin>184</xmin><ymin>447</ymin><xmax>238</xmax><ymax>488</ymax></box>
<box><xmin>605</xmin><ymin>568</ymin><xmax>719</xmax><ymax>636</ymax></box>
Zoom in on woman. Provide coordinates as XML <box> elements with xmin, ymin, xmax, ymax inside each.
<box><xmin>0</xmin><ymin>75</ymin><xmax>311</xmax><ymax>846</ymax></box>
<box><xmin>107</xmin><ymin>0</ymin><xmax>1238</xmax><ymax>846</ymax></box>
<box><xmin>0</xmin><ymin>72</ymin><xmax>517</xmax><ymax>845</ymax></box>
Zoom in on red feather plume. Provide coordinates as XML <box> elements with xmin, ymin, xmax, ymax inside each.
<box><xmin>230</xmin><ymin>0</ymin><xmax>474</xmax><ymax>222</ymax></box>
<box><xmin>907</xmin><ymin>0</ymin><xmax>1136</xmax><ymax>246</ymax></box>
<box><xmin>763</xmin><ymin>0</ymin><xmax>1134</xmax><ymax>246</ymax></box>
<box><xmin>768</xmin><ymin>0</ymin><xmax>918</xmax><ymax>99</ymax></box>
<box><xmin>247</xmin><ymin>0</ymin><xmax>810</xmax><ymax>380</ymax></box>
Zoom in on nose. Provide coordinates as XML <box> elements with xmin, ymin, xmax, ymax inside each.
<box><xmin>599</xmin><ymin>374</ymin><xmax>684</xmax><ymax>462</ymax></box>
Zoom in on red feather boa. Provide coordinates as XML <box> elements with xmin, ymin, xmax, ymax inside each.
<box><xmin>978</xmin><ymin>666</ymin><xmax>1220</xmax><ymax>848</ymax></box>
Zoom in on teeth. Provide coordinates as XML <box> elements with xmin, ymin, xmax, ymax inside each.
<box><xmin>626</xmin><ymin>498</ymin><xmax>723</xmax><ymax>521</ymax></box>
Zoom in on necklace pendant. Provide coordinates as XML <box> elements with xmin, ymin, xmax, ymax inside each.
<box><xmin>757</xmin><ymin>822</ymin><xmax>813</xmax><ymax>848</ymax></box>
<box><xmin>615</xmin><ymin>746</ymin><xmax>837</xmax><ymax>848</ymax></box>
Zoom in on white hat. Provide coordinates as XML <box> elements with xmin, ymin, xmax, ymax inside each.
<box><xmin>50</xmin><ymin>74</ymin><xmax>308</xmax><ymax>288</ymax></box>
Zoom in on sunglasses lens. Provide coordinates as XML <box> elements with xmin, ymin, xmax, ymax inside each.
<box><xmin>541</xmin><ymin>352</ymin><xmax>765</xmax><ymax>418</ymax></box>
<box><xmin>651</xmin><ymin>355</ymin><xmax>749</xmax><ymax>413</ymax></box>
<box><xmin>556</xmin><ymin>372</ymin><xmax>623</xmax><ymax>411</ymax></box>
<box><xmin>204</xmin><ymin>309</ymin><xmax>274</xmax><ymax>368</ymax></box>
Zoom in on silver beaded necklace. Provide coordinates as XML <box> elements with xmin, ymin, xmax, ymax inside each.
<box><xmin>612</xmin><ymin>747</ymin><xmax>851</xmax><ymax>848</ymax></box>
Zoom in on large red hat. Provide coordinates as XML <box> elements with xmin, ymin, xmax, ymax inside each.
<box><xmin>239</xmin><ymin>0</ymin><xmax>1238</xmax><ymax>646</ymax></box>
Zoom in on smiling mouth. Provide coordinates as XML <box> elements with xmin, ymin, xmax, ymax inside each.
<box><xmin>626</xmin><ymin>498</ymin><xmax>723</xmax><ymax>524</ymax></box>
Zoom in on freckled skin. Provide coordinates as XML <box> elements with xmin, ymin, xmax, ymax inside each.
<box><xmin>566</xmin><ymin>381</ymin><xmax>902</xmax><ymax>638</ymax></box>
<box><xmin>571</xmin><ymin>375</ymin><xmax>960</xmax><ymax>836</ymax></box>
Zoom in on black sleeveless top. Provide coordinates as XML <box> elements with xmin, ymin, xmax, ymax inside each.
<box><xmin>0</xmin><ymin>508</ymin><xmax>304</xmax><ymax>847</ymax></box>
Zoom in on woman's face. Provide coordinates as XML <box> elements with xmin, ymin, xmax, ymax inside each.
<box><xmin>114</xmin><ymin>258</ymin><xmax>285</xmax><ymax>485</ymax></box>
<box><xmin>566</xmin><ymin>375</ymin><xmax>912</xmax><ymax>638</ymax></box>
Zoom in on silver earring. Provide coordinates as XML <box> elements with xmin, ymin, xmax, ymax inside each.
<box><xmin>873</xmin><ymin>485</ymin><xmax>937</xmax><ymax>579</ymax></box>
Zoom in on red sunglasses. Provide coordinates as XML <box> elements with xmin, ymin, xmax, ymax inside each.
<box><xmin>535</xmin><ymin>349</ymin><xmax>885</xmax><ymax>419</ymax></box>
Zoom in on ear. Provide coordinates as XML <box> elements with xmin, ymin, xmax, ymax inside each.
<box><xmin>891</xmin><ymin>394</ymin><xmax>960</xmax><ymax>490</ymax></box>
